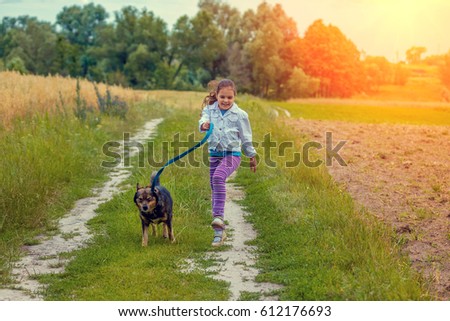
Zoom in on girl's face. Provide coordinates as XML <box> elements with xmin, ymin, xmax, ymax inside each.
<box><xmin>217</xmin><ymin>86</ymin><xmax>235</xmax><ymax>110</ymax></box>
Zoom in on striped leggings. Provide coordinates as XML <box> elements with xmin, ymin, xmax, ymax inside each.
<box><xmin>209</xmin><ymin>156</ymin><xmax>241</xmax><ymax>223</ymax></box>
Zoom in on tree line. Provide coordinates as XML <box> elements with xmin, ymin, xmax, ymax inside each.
<box><xmin>1</xmin><ymin>0</ymin><xmax>450</xmax><ymax>99</ymax></box>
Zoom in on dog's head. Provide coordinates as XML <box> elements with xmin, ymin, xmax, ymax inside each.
<box><xmin>134</xmin><ymin>183</ymin><xmax>158</xmax><ymax>213</ymax></box>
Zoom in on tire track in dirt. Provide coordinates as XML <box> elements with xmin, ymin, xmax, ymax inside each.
<box><xmin>0</xmin><ymin>118</ymin><xmax>163</xmax><ymax>300</ymax></box>
<box><xmin>184</xmin><ymin>174</ymin><xmax>283</xmax><ymax>301</ymax></box>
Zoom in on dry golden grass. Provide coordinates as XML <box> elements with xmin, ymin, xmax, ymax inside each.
<box><xmin>142</xmin><ymin>89</ymin><xmax>206</xmax><ymax>110</ymax></box>
<box><xmin>0</xmin><ymin>71</ymin><xmax>144</xmax><ymax>126</ymax></box>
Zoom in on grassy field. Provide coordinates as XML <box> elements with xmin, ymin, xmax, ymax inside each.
<box><xmin>0</xmin><ymin>73</ymin><xmax>160</xmax><ymax>284</ymax></box>
<box><xmin>39</xmin><ymin>112</ymin><xmax>231</xmax><ymax>300</ymax></box>
<box><xmin>0</xmin><ymin>71</ymin><xmax>143</xmax><ymax>128</ymax></box>
<box><xmin>274</xmin><ymin>100</ymin><xmax>450</xmax><ymax>125</ymax></box>
<box><xmin>37</xmin><ymin>94</ymin><xmax>429</xmax><ymax>300</ymax></box>
<box><xmin>1</xmin><ymin>74</ymin><xmax>434</xmax><ymax>299</ymax></box>
<box><xmin>278</xmin><ymin>63</ymin><xmax>450</xmax><ymax>126</ymax></box>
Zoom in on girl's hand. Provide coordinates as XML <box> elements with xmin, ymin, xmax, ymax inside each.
<box><xmin>249</xmin><ymin>157</ymin><xmax>257</xmax><ymax>173</ymax></box>
<box><xmin>201</xmin><ymin>121</ymin><xmax>210</xmax><ymax>131</ymax></box>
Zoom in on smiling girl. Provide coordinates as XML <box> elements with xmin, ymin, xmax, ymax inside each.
<box><xmin>199</xmin><ymin>79</ymin><xmax>257</xmax><ymax>247</ymax></box>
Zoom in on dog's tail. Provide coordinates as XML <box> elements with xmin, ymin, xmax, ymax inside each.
<box><xmin>150</xmin><ymin>171</ymin><xmax>160</xmax><ymax>188</ymax></box>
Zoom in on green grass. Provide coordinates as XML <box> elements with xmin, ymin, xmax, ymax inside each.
<box><xmin>274</xmin><ymin>101</ymin><xmax>450</xmax><ymax>125</ymax></box>
<box><xmin>0</xmin><ymin>113</ymin><xmax>106</xmax><ymax>283</ymax></box>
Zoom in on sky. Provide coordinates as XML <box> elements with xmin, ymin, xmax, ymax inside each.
<box><xmin>1</xmin><ymin>0</ymin><xmax>449</xmax><ymax>61</ymax></box>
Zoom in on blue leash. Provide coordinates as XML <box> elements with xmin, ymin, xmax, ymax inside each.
<box><xmin>151</xmin><ymin>123</ymin><xmax>214</xmax><ymax>193</ymax></box>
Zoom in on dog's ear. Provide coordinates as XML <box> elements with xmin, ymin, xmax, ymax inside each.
<box><xmin>136</xmin><ymin>183</ymin><xmax>141</xmax><ymax>191</ymax></box>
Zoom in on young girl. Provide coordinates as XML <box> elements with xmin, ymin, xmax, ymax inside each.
<box><xmin>199</xmin><ymin>79</ymin><xmax>257</xmax><ymax>247</ymax></box>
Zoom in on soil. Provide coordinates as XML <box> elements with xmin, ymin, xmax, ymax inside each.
<box><xmin>285</xmin><ymin>117</ymin><xmax>450</xmax><ymax>300</ymax></box>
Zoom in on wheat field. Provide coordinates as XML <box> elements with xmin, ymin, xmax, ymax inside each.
<box><xmin>0</xmin><ymin>71</ymin><xmax>144</xmax><ymax>127</ymax></box>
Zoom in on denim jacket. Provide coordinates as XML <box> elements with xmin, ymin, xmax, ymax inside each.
<box><xmin>199</xmin><ymin>102</ymin><xmax>257</xmax><ymax>158</ymax></box>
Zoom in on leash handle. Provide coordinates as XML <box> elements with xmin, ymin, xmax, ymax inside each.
<box><xmin>151</xmin><ymin>123</ymin><xmax>214</xmax><ymax>192</ymax></box>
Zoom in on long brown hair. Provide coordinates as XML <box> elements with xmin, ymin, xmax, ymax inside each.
<box><xmin>202</xmin><ymin>79</ymin><xmax>237</xmax><ymax>107</ymax></box>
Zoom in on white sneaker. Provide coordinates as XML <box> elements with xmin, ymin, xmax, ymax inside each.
<box><xmin>211</xmin><ymin>217</ymin><xmax>225</xmax><ymax>229</ymax></box>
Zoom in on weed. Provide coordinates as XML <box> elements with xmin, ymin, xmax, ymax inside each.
<box><xmin>23</xmin><ymin>238</ymin><xmax>41</xmax><ymax>246</ymax></box>
<box><xmin>398</xmin><ymin>212</ymin><xmax>411</xmax><ymax>221</ymax></box>
<box><xmin>61</xmin><ymin>232</ymin><xmax>81</xmax><ymax>241</ymax></box>
<box><xmin>413</xmin><ymin>207</ymin><xmax>435</xmax><ymax>220</ymax></box>
<box><xmin>239</xmin><ymin>291</ymin><xmax>261</xmax><ymax>301</ymax></box>
<box><xmin>93</xmin><ymin>82</ymin><xmax>129</xmax><ymax>119</ymax></box>
<box><xmin>38</xmin><ymin>255</ymin><xmax>58</xmax><ymax>261</ymax></box>
<box><xmin>431</xmin><ymin>184</ymin><xmax>442</xmax><ymax>193</ymax></box>
<box><xmin>74</xmin><ymin>79</ymin><xmax>101</xmax><ymax>128</ymax></box>
<box><xmin>48</xmin><ymin>261</ymin><xmax>65</xmax><ymax>269</ymax></box>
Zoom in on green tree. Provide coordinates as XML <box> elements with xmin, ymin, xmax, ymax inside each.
<box><xmin>85</xmin><ymin>24</ymin><xmax>118</xmax><ymax>82</ymax></box>
<box><xmin>197</xmin><ymin>0</ymin><xmax>258</xmax><ymax>91</ymax></box>
<box><xmin>113</xmin><ymin>6</ymin><xmax>140</xmax><ymax>68</ymax></box>
<box><xmin>124</xmin><ymin>44</ymin><xmax>157</xmax><ymax>87</ymax></box>
<box><xmin>245</xmin><ymin>20</ymin><xmax>286</xmax><ymax>96</ymax></box>
<box><xmin>285</xmin><ymin>67</ymin><xmax>320</xmax><ymax>98</ymax></box>
<box><xmin>56</xmin><ymin>3</ymin><xmax>108</xmax><ymax>46</ymax></box>
<box><xmin>243</xmin><ymin>3</ymin><xmax>300</xmax><ymax>97</ymax></box>
<box><xmin>1</xmin><ymin>19</ymin><xmax>57</xmax><ymax>75</ymax></box>
<box><xmin>226</xmin><ymin>41</ymin><xmax>252</xmax><ymax>92</ymax></box>
<box><xmin>170</xmin><ymin>11</ymin><xmax>226</xmax><ymax>86</ymax></box>
<box><xmin>198</xmin><ymin>0</ymin><xmax>242</xmax><ymax>43</ymax></box>
<box><xmin>5</xmin><ymin>56</ymin><xmax>27</xmax><ymax>74</ymax></box>
<box><xmin>56</xmin><ymin>3</ymin><xmax>108</xmax><ymax>76</ymax></box>
<box><xmin>54</xmin><ymin>35</ymin><xmax>82</xmax><ymax>77</ymax></box>
<box><xmin>91</xmin><ymin>7</ymin><xmax>170</xmax><ymax>88</ymax></box>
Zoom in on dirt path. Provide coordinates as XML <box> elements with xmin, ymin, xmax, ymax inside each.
<box><xmin>184</xmin><ymin>175</ymin><xmax>282</xmax><ymax>301</ymax></box>
<box><xmin>0</xmin><ymin>119</ymin><xmax>163</xmax><ymax>300</ymax></box>
<box><xmin>285</xmin><ymin>117</ymin><xmax>450</xmax><ymax>300</ymax></box>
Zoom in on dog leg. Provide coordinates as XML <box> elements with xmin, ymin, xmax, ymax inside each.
<box><xmin>162</xmin><ymin>223</ymin><xmax>169</xmax><ymax>239</ymax></box>
<box><xmin>142</xmin><ymin>223</ymin><xmax>149</xmax><ymax>247</ymax></box>
<box><xmin>166</xmin><ymin>221</ymin><xmax>175</xmax><ymax>243</ymax></box>
<box><xmin>151</xmin><ymin>224</ymin><xmax>157</xmax><ymax>237</ymax></box>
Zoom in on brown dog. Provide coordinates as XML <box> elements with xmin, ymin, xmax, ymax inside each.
<box><xmin>134</xmin><ymin>173</ymin><xmax>174</xmax><ymax>246</ymax></box>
